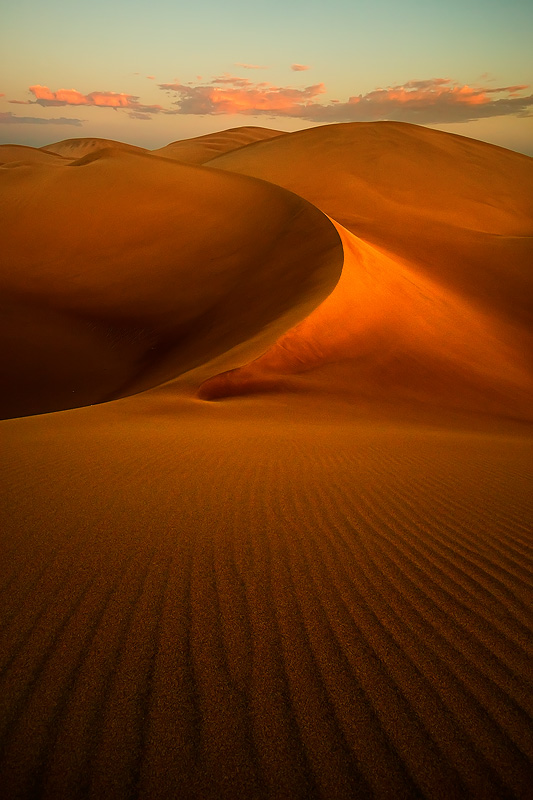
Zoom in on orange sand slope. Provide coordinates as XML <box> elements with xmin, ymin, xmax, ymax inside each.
<box><xmin>1</xmin><ymin>123</ymin><xmax>533</xmax><ymax>799</ymax></box>
<box><xmin>201</xmin><ymin>123</ymin><xmax>533</xmax><ymax>416</ymax></box>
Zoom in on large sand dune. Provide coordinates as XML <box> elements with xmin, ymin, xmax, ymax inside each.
<box><xmin>1</xmin><ymin>122</ymin><xmax>532</xmax><ymax>799</ymax></box>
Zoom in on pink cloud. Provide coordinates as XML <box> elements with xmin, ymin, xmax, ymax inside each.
<box><xmin>235</xmin><ymin>63</ymin><xmax>268</xmax><ymax>70</ymax></box>
<box><xmin>147</xmin><ymin>75</ymin><xmax>155</xmax><ymax>80</ymax></box>
<box><xmin>159</xmin><ymin>76</ymin><xmax>325</xmax><ymax>115</ymax></box>
<box><xmin>28</xmin><ymin>85</ymin><xmax>165</xmax><ymax>116</ymax></box>
<box><xmin>313</xmin><ymin>79</ymin><xmax>533</xmax><ymax>124</ymax></box>
<box><xmin>291</xmin><ymin>64</ymin><xmax>310</xmax><ymax>72</ymax></box>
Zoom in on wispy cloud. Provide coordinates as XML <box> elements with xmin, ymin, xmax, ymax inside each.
<box><xmin>159</xmin><ymin>76</ymin><xmax>533</xmax><ymax>124</ymax></box>
<box><xmin>0</xmin><ymin>111</ymin><xmax>83</xmax><ymax>126</ymax></box>
<box><xmin>235</xmin><ymin>62</ymin><xmax>268</xmax><ymax>70</ymax></box>
<box><xmin>291</xmin><ymin>64</ymin><xmax>310</xmax><ymax>72</ymax></box>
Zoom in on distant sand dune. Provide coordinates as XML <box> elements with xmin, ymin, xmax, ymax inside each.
<box><xmin>1</xmin><ymin>123</ymin><xmax>532</xmax><ymax>799</ymax></box>
<box><xmin>41</xmin><ymin>137</ymin><xmax>149</xmax><ymax>159</ymax></box>
<box><xmin>152</xmin><ymin>125</ymin><xmax>284</xmax><ymax>164</ymax></box>
<box><xmin>0</xmin><ymin>144</ymin><xmax>71</xmax><ymax>166</ymax></box>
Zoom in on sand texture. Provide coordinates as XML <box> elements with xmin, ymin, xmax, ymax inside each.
<box><xmin>1</xmin><ymin>122</ymin><xmax>532</xmax><ymax>799</ymax></box>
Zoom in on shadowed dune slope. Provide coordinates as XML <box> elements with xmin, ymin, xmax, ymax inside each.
<box><xmin>152</xmin><ymin>126</ymin><xmax>285</xmax><ymax>164</ymax></box>
<box><xmin>200</xmin><ymin>122</ymin><xmax>533</xmax><ymax>416</ymax></box>
<box><xmin>0</xmin><ymin>148</ymin><xmax>342</xmax><ymax>419</ymax></box>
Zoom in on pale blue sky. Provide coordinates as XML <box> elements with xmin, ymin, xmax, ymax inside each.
<box><xmin>2</xmin><ymin>0</ymin><xmax>532</xmax><ymax>152</ymax></box>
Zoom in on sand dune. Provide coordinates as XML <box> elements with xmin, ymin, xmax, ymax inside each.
<box><xmin>152</xmin><ymin>126</ymin><xmax>284</xmax><ymax>164</ymax></box>
<box><xmin>0</xmin><ymin>146</ymin><xmax>341</xmax><ymax>418</ymax></box>
<box><xmin>0</xmin><ymin>145</ymin><xmax>71</xmax><ymax>166</ymax></box>
<box><xmin>202</xmin><ymin>122</ymin><xmax>533</xmax><ymax>416</ymax></box>
<box><xmin>1</xmin><ymin>123</ymin><xmax>532</xmax><ymax>799</ymax></box>
<box><xmin>41</xmin><ymin>137</ymin><xmax>149</xmax><ymax>159</ymax></box>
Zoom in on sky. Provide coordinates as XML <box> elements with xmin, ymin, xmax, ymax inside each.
<box><xmin>1</xmin><ymin>0</ymin><xmax>532</xmax><ymax>154</ymax></box>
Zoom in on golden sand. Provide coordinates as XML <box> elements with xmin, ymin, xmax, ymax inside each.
<box><xmin>1</xmin><ymin>122</ymin><xmax>532</xmax><ymax>799</ymax></box>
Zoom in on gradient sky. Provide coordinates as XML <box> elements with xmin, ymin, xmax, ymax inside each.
<box><xmin>2</xmin><ymin>0</ymin><xmax>532</xmax><ymax>153</ymax></box>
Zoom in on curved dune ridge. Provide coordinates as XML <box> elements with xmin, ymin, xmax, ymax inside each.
<box><xmin>1</xmin><ymin>123</ymin><xmax>533</xmax><ymax>799</ymax></box>
<box><xmin>39</xmin><ymin>137</ymin><xmax>149</xmax><ymax>159</ymax></box>
<box><xmin>200</xmin><ymin>122</ymin><xmax>533</xmax><ymax>416</ymax></box>
<box><xmin>152</xmin><ymin>125</ymin><xmax>285</xmax><ymax>164</ymax></box>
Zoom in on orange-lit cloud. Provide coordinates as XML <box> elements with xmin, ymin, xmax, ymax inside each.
<box><xmin>302</xmin><ymin>79</ymin><xmax>533</xmax><ymax>124</ymax></box>
<box><xmin>28</xmin><ymin>85</ymin><xmax>165</xmax><ymax>116</ymax></box>
<box><xmin>235</xmin><ymin>63</ymin><xmax>268</xmax><ymax>70</ymax></box>
<box><xmin>160</xmin><ymin>77</ymin><xmax>325</xmax><ymax>115</ymax></box>
<box><xmin>291</xmin><ymin>64</ymin><xmax>310</xmax><ymax>71</ymax></box>
<box><xmin>0</xmin><ymin>111</ymin><xmax>83</xmax><ymax>126</ymax></box>
<box><xmin>160</xmin><ymin>76</ymin><xmax>533</xmax><ymax>124</ymax></box>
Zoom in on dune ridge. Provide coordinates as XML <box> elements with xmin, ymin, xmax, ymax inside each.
<box><xmin>199</xmin><ymin>122</ymin><xmax>533</xmax><ymax>418</ymax></box>
<box><xmin>39</xmin><ymin>137</ymin><xmax>149</xmax><ymax>159</ymax></box>
<box><xmin>152</xmin><ymin>126</ymin><xmax>285</xmax><ymax>164</ymax></box>
<box><xmin>1</xmin><ymin>123</ymin><xmax>532</xmax><ymax>799</ymax></box>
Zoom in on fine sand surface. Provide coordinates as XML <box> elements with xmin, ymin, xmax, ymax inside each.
<box><xmin>1</xmin><ymin>122</ymin><xmax>532</xmax><ymax>799</ymax></box>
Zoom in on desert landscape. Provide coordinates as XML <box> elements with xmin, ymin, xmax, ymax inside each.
<box><xmin>1</xmin><ymin>121</ymin><xmax>532</xmax><ymax>799</ymax></box>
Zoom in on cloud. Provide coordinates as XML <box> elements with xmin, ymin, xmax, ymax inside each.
<box><xmin>147</xmin><ymin>76</ymin><xmax>155</xmax><ymax>80</ymax></box>
<box><xmin>159</xmin><ymin>76</ymin><xmax>325</xmax><ymax>115</ymax></box>
<box><xmin>211</xmin><ymin>74</ymin><xmax>253</xmax><ymax>87</ymax></box>
<box><xmin>159</xmin><ymin>76</ymin><xmax>532</xmax><ymax>125</ymax></box>
<box><xmin>128</xmin><ymin>111</ymin><xmax>152</xmax><ymax>120</ymax></box>
<box><xmin>11</xmin><ymin>76</ymin><xmax>532</xmax><ymax>129</ymax></box>
<box><xmin>0</xmin><ymin>111</ymin><xmax>83</xmax><ymax>126</ymax></box>
<box><xmin>235</xmin><ymin>63</ymin><xmax>268</xmax><ymax>70</ymax></box>
<box><xmin>291</xmin><ymin>64</ymin><xmax>310</xmax><ymax>72</ymax></box>
<box><xmin>296</xmin><ymin>79</ymin><xmax>533</xmax><ymax>124</ymax></box>
<box><xmin>28</xmin><ymin>85</ymin><xmax>165</xmax><ymax>116</ymax></box>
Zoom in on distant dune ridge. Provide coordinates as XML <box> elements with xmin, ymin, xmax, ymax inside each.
<box><xmin>1</xmin><ymin>122</ymin><xmax>532</xmax><ymax>799</ymax></box>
